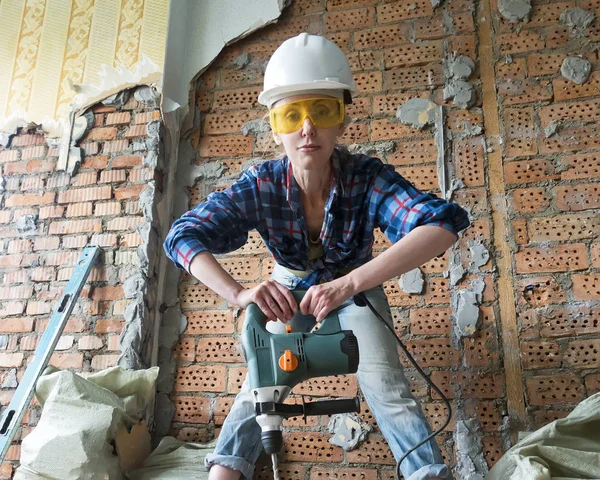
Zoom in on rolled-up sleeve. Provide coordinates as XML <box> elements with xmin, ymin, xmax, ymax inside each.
<box><xmin>163</xmin><ymin>169</ymin><xmax>261</xmax><ymax>272</ymax></box>
<box><xmin>369</xmin><ymin>163</ymin><xmax>470</xmax><ymax>243</ymax></box>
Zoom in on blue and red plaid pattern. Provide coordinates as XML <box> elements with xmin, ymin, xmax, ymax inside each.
<box><xmin>164</xmin><ymin>149</ymin><xmax>470</xmax><ymax>288</ymax></box>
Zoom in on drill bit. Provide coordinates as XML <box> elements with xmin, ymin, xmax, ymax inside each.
<box><xmin>271</xmin><ymin>453</ymin><xmax>280</xmax><ymax>480</ymax></box>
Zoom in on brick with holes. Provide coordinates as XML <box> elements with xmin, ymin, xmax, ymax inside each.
<box><xmin>174</xmin><ymin>365</ymin><xmax>227</xmax><ymax>393</ymax></box>
<box><xmin>515</xmin><ymin>244</ymin><xmax>588</xmax><ymax>274</ymax></box>
<box><xmin>539</xmin><ymin>306</ymin><xmax>600</xmax><ymax>337</ymax></box>
<box><xmin>521</xmin><ymin>340</ymin><xmax>562</xmax><ymax>369</ymax></box>
<box><xmin>196</xmin><ymin>337</ymin><xmax>243</xmax><ymax>363</ymax></box>
<box><xmin>563</xmin><ymin>338</ymin><xmax>600</xmax><ymax>368</ymax></box>
<box><xmin>509</xmin><ymin>188</ymin><xmax>551</xmax><ymax>214</ymax></box>
<box><xmin>526</xmin><ymin>374</ymin><xmax>585</xmax><ymax>406</ymax></box>
<box><xmin>555</xmin><ymin>183</ymin><xmax>600</xmax><ymax>212</ymax></box>
<box><xmin>171</xmin><ymin>395</ymin><xmax>210</xmax><ymax>424</ymax></box>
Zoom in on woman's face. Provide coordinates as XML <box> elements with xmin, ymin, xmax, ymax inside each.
<box><xmin>271</xmin><ymin>94</ymin><xmax>347</xmax><ymax>171</ymax></box>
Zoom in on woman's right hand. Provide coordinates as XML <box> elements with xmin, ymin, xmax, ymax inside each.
<box><xmin>235</xmin><ymin>280</ymin><xmax>298</xmax><ymax>322</ymax></box>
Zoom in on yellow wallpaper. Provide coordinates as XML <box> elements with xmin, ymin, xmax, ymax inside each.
<box><xmin>0</xmin><ymin>0</ymin><xmax>169</xmax><ymax>124</ymax></box>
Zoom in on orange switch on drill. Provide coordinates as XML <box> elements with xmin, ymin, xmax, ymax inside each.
<box><xmin>278</xmin><ymin>350</ymin><xmax>298</xmax><ymax>372</ymax></box>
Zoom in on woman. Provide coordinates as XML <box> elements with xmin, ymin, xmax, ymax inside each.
<box><xmin>164</xmin><ymin>33</ymin><xmax>470</xmax><ymax>480</ymax></box>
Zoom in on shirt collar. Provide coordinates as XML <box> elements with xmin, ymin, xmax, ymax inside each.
<box><xmin>284</xmin><ymin>150</ymin><xmax>343</xmax><ymax>211</ymax></box>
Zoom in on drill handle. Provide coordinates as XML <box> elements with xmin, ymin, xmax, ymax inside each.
<box><xmin>245</xmin><ymin>289</ymin><xmax>343</xmax><ymax>334</ymax></box>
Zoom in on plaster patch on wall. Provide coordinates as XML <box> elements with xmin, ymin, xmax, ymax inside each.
<box><xmin>454</xmin><ymin>420</ymin><xmax>489</xmax><ymax>479</ymax></box>
<box><xmin>400</xmin><ymin>268</ymin><xmax>425</xmax><ymax>294</ymax></box>
<box><xmin>561</xmin><ymin>57</ymin><xmax>592</xmax><ymax>84</ymax></box>
<box><xmin>328</xmin><ymin>413</ymin><xmax>372</xmax><ymax>451</ymax></box>
<box><xmin>498</xmin><ymin>0</ymin><xmax>532</xmax><ymax>23</ymax></box>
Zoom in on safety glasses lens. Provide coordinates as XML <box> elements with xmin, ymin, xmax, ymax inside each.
<box><xmin>270</xmin><ymin>98</ymin><xmax>344</xmax><ymax>134</ymax></box>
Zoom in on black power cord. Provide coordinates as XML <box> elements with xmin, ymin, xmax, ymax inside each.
<box><xmin>354</xmin><ymin>291</ymin><xmax>452</xmax><ymax>480</ymax></box>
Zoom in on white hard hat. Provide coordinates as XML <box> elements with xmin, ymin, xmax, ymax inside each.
<box><xmin>258</xmin><ymin>33</ymin><xmax>357</xmax><ymax>108</ymax></box>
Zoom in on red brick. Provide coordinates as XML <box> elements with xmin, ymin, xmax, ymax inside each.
<box><xmin>91</xmin><ymin>286</ymin><xmax>123</xmax><ymax>301</ymax></box>
<box><xmin>78</xmin><ymin>335</ymin><xmax>104</xmax><ymax>350</ymax></box>
<box><xmin>90</xmin><ymin>233</ymin><xmax>118</xmax><ymax>247</ymax></box>
<box><xmin>66</xmin><ymin>202</ymin><xmax>93</xmax><ymax>217</ymax></box>
<box><xmin>49</xmin><ymin>219</ymin><xmax>102</xmax><ymax>234</ymax></box>
<box><xmin>0</xmin><ymin>353</ymin><xmax>23</xmax><ymax>367</ymax></box>
<box><xmin>86</xmin><ymin>127</ymin><xmax>117</xmax><ymax>141</ymax></box>
<box><xmin>81</xmin><ymin>155</ymin><xmax>109</xmax><ymax>169</ymax></box>
<box><xmin>370</xmin><ymin>118</ymin><xmax>428</xmax><ymax>141</ymax></box>
<box><xmin>509</xmin><ymin>187</ymin><xmax>550</xmax><ymax>214</ymax></box>
<box><xmin>430</xmin><ymin>371</ymin><xmax>505</xmax><ymax>399</ymax></box>
<box><xmin>173</xmin><ymin>365</ymin><xmax>227</xmax><ymax>392</ymax></box>
<box><xmin>105</xmin><ymin>112</ymin><xmax>131</xmax><ymax>125</ymax></box>
<box><xmin>21</xmin><ymin>145</ymin><xmax>46</xmax><ymax>160</ymax></box>
<box><xmin>183</xmin><ymin>310</ymin><xmax>235</xmax><ymax>335</ymax></box>
<box><xmin>128</xmin><ymin>168</ymin><xmax>155</xmax><ymax>183</ymax></box>
<box><xmin>354</xmin><ymin>23</ymin><xmax>410</xmax><ymax>50</ymax></box>
<box><xmin>553</xmin><ymin>70</ymin><xmax>600</xmax><ymax>101</ymax></box>
<box><xmin>20</xmin><ymin>176</ymin><xmax>44</xmax><ymax>191</ymax></box>
<box><xmin>503</xmin><ymin>107</ymin><xmax>537</xmax><ymax>157</ymax></box>
<box><xmin>310</xmin><ymin>468</ymin><xmax>377</xmax><ymax>480</ymax></box>
<box><xmin>95</xmin><ymin>319</ymin><xmax>124</xmax><ymax>334</ymax></box>
<box><xmin>504</xmin><ymin>158</ymin><xmax>558</xmax><ymax>185</ymax></box>
<box><xmin>213</xmin><ymin>87</ymin><xmax>262</xmax><ymax>110</ymax></box>
<box><xmin>497</xmin><ymin>31</ymin><xmax>545</xmax><ymax>55</ymax></box>
<box><xmin>57</xmin><ymin>185</ymin><xmax>111</xmax><ymax>203</ymax></box>
<box><xmin>171</xmin><ymin>395</ymin><xmax>210</xmax><ymax>423</ymax></box>
<box><xmin>563</xmin><ymin>338</ymin><xmax>600</xmax><ymax>368</ymax></box>
<box><xmin>62</xmin><ymin>235</ymin><xmax>88</xmax><ymax>249</ymax></box>
<box><xmin>35</xmin><ymin>317</ymin><xmax>88</xmax><ymax>333</ymax></box>
<box><xmin>554</xmin><ymin>183</ymin><xmax>600</xmax><ymax>212</ymax></box>
<box><xmin>0</xmin><ymin>255</ymin><xmax>24</xmax><ymax>268</ymax></box>
<box><xmin>560</xmin><ymin>152</ymin><xmax>600</xmax><ymax>180</ymax></box>
<box><xmin>0</xmin><ymin>150</ymin><xmax>18</xmax><ymax>163</ymax></box>
<box><xmin>499</xmin><ymin>78</ymin><xmax>553</xmax><ymax>105</ymax></box>
<box><xmin>521</xmin><ymin>340</ymin><xmax>562</xmax><ymax>369</ymax></box>
<box><xmin>7</xmin><ymin>239</ymin><xmax>31</xmax><ymax>254</ymax></box>
<box><xmin>281</xmin><ymin>432</ymin><xmax>343</xmax><ymax>463</ymax></box>
<box><xmin>528</xmin><ymin>214</ymin><xmax>600</xmax><ymax>242</ymax></box>
<box><xmin>199</xmin><ymin>135</ymin><xmax>252</xmax><ymax>158</ymax></box>
<box><xmin>124</xmin><ymin>125</ymin><xmax>147</xmax><ymax>138</ymax></box>
<box><xmin>344</xmin><ymin>434</ymin><xmax>393</xmax><ymax>465</ymax></box>
<box><xmin>196</xmin><ymin>337</ymin><xmax>243</xmax><ymax>363</ymax></box>
<box><xmin>5</xmin><ymin>192</ymin><xmax>55</xmax><ymax>207</ymax></box>
<box><xmin>3</xmin><ymin>270</ymin><xmax>28</xmax><ymax>284</ymax></box>
<box><xmin>515</xmin><ymin>244</ymin><xmax>588</xmax><ymax>274</ymax></box>
<box><xmin>48</xmin><ymin>353</ymin><xmax>83</xmax><ymax>369</ymax></box>
<box><xmin>43</xmin><ymin>251</ymin><xmax>79</xmax><ymax>266</ymax></box>
<box><xmin>106</xmin><ymin>216</ymin><xmax>144</xmax><ymax>231</ymax></box>
<box><xmin>526</xmin><ymin>374</ymin><xmax>585</xmax><ymax>406</ymax></box>
<box><xmin>103</xmin><ymin>140</ymin><xmax>130</xmax><ymax>154</ymax></box>
<box><xmin>572</xmin><ymin>274</ymin><xmax>600</xmax><ymax>300</ymax></box>
<box><xmin>11</xmin><ymin>134</ymin><xmax>45</xmax><ymax>147</ymax></box>
<box><xmin>94</xmin><ymin>201</ymin><xmax>121</xmax><ymax>216</ymax></box>
<box><xmin>96</xmin><ymin>170</ymin><xmax>124</xmax><ymax>186</ymax></box>
<box><xmin>111</xmin><ymin>155</ymin><xmax>142</xmax><ymax>169</ymax></box>
<box><xmin>90</xmin><ymin>354</ymin><xmax>120</xmax><ymax>370</ymax></box>
<box><xmin>71</xmin><ymin>171</ymin><xmax>98</xmax><ymax>187</ymax></box>
<box><xmin>0</xmin><ymin>317</ymin><xmax>33</xmax><ymax>333</ymax></box>
<box><xmin>383</xmin><ymin>40</ymin><xmax>443</xmax><ymax>68</ymax></box>
<box><xmin>114</xmin><ymin>185</ymin><xmax>146</xmax><ymax>200</ymax></box>
<box><xmin>403</xmin><ymin>338</ymin><xmax>459</xmax><ymax>367</ymax></box>
<box><xmin>0</xmin><ymin>285</ymin><xmax>32</xmax><ymax>300</ymax></box>
<box><xmin>376</xmin><ymin>0</ymin><xmax>432</xmax><ymax>22</ymax></box>
<box><xmin>31</xmin><ymin>267</ymin><xmax>55</xmax><ymax>282</ymax></box>
<box><xmin>541</xmin><ymin>125</ymin><xmax>600</xmax><ymax>154</ymax></box>
<box><xmin>0</xmin><ymin>301</ymin><xmax>25</xmax><ymax>316</ymax></box>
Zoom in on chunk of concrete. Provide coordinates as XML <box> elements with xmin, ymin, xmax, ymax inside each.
<box><xmin>446</xmin><ymin>55</ymin><xmax>476</xmax><ymax>81</ymax></box>
<box><xmin>444</xmin><ymin>81</ymin><xmax>477</xmax><ymax>110</ymax></box>
<box><xmin>544</xmin><ymin>121</ymin><xmax>560</xmax><ymax>138</ymax></box>
<box><xmin>561</xmin><ymin>57</ymin><xmax>592</xmax><ymax>85</ymax></box>
<box><xmin>396</xmin><ymin>98</ymin><xmax>438</xmax><ymax>129</ymax></box>
<box><xmin>399</xmin><ymin>268</ymin><xmax>425</xmax><ymax>294</ymax></box>
<box><xmin>327</xmin><ymin>413</ymin><xmax>372</xmax><ymax>451</ymax></box>
<box><xmin>468</xmin><ymin>242</ymin><xmax>490</xmax><ymax>270</ymax></box>
<box><xmin>452</xmin><ymin>289</ymin><xmax>481</xmax><ymax>337</ymax></box>
<box><xmin>2</xmin><ymin>369</ymin><xmax>18</xmax><ymax>389</ymax></box>
<box><xmin>134</xmin><ymin>86</ymin><xmax>160</xmax><ymax>108</ymax></box>
<box><xmin>560</xmin><ymin>7</ymin><xmax>595</xmax><ymax>30</ymax></box>
<box><xmin>233</xmin><ymin>53</ymin><xmax>251</xmax><ymax>69</ymax></box>
<box><xmin>448</xmin><ymin>252</ymin><xmax>466</xmax><ymax>286</ymax></box>
<box><xmin>498</xmin><ymin>0</ymin><xmax>532</xmax><ymax>23</ymax></box>
<box><xmin>16</xmin><ymin>214</ymin><xmax>38</xmax><ymax>236</ymax></box>
<box><xmin>241</xmin><ymin>119</ymin><xmax>270</xmax><ymax>136</ymax></box>
<box><xmin>102</xmin><ymin>90</ymin><xmax>130</xmax><ymax>107</ymax></box>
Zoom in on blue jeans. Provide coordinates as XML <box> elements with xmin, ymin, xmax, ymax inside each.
<box><xmin>204</xmin><ymin>264</ymin><xmax>451</xmax><ymax>480</ymax></box>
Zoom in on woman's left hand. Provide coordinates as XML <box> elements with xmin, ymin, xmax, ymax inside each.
<box><xmin>299</xmin><ymin>279</ymin><xmax>354</xmax><ymax>322</ymax></box>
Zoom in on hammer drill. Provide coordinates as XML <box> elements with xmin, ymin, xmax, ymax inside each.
<box><xmin>241</xmin><ymin>290</ymin><xmax>361</xmax><ymax>459</ymax></box>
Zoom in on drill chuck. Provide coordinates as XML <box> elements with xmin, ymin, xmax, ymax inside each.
<box><xmin>261</xmin><ymin>430</ymin><xmax>283</xmax><ymax>454</ymax></box>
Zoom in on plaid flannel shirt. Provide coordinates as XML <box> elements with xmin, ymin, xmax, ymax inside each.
<box><xmin>164</xmin><ymin>149</ymin><xmax>470</xmax><ymax>289</ymax></box>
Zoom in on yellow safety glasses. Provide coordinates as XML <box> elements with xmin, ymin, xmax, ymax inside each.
<box><xmin>269</xmin><ymin>97</ymin><xmax>345</xmax><ymax>134</ymax></box>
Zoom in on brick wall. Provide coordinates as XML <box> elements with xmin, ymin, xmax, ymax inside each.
<box><xmin>169</xmin><ymin>0</ymin><xmax>600</xmax><ymax>478</ymax></box>
<box><xmin>0</xmin><ymin>89</ymin><xmax>162</xmax><ymax>477</ymax></box>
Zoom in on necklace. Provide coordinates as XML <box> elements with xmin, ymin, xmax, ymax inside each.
<box><xmin>309</xmin><ymin>231</ymin><xmax>321</xmax><ymax>244</ymax></box>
